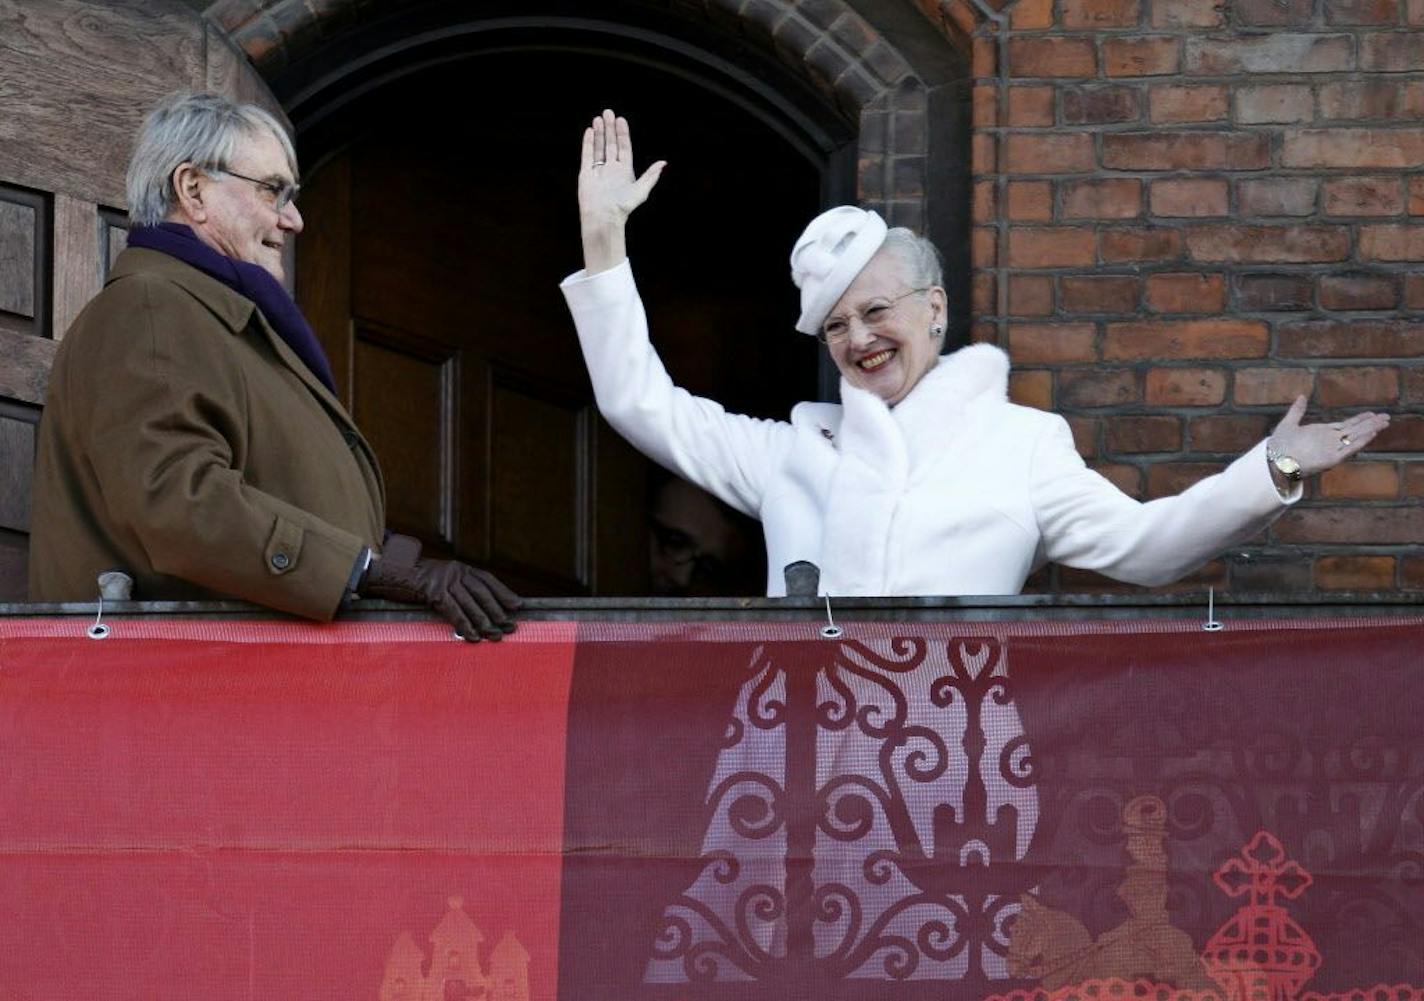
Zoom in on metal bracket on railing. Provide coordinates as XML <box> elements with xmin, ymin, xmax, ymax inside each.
<box><xmin>820</xmin><ymin>594</ymin><xmax>842</xmax><ymax>639</ymax></box>
<box><xmin>1202</xmin><ymin>586</ymin><xmax>1223</xmax><ymax>632</ymax></box>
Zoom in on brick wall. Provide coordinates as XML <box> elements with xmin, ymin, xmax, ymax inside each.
<box><xmin>961</xmin><ymin>0</ymin><xmax>1424</xmax><ymax>593</ymax></box>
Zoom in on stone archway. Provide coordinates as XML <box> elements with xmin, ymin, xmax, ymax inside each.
<box><xmin>203</xmin><ymin>0</ymin><xmax>978</xmax><ymax>340</ymax></box>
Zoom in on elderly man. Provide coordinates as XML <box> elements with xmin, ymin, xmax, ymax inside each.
<box><xmin>29</xmin><ymin>92</ymin><xmax>520</xmax><ymax>640</ymax></box>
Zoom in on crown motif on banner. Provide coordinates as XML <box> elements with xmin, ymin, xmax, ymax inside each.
<box><xmin>986</xmin><ymin>807</ymin><xmax>1424</xmax><ymax>1001</ymax></box>
<box><xmin>379</xmin><ymin>895</ymin><xmax>530</xmax><ymax>1001</ymax></box>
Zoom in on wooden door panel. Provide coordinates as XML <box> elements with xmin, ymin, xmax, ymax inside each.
<box><xmin>487</xmin><ymin>372</ymin><xmax>590</xmax><ymax>592</ymax></box>
<box><xmin>352</xmin><ymin>322</ymin><xmax>456</xmax><ymax>547</ymax></box>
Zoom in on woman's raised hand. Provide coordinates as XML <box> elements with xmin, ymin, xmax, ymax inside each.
<box><xmin>578</xmin><ymin>109</ymin><xmax>666</xmax><ymax>274</ymax></box>
<box><xmin>1269</xmin><ymin>394</ymin><xmax>1391</xmax><ymax>481</ymax></box>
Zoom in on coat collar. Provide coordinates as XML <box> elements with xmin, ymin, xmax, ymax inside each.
<box><xmin>108</xmin><ymin>247</ymin><xmax>345</xmax><ymax>417</ymax></box>
<box><xmin>109</xmin><ymin>247</ymin><xmax>256</xmax><ymax>334</ymax></box>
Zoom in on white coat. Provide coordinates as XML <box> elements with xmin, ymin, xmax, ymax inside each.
<box><xmin>561</xmin><ymin>261</ymin><xmax>1296</xmax><ymax>597</ymax></box>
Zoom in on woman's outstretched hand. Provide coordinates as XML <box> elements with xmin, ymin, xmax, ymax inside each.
<box><xmin>579</xmin><ymin>108</ymin><xmax>666</xmax><ymax>274</ymax></box>
<box><xmin>1268</xmin><ymin>394</ymin><xmax>1391</xmax><ymax>488</ymax></box>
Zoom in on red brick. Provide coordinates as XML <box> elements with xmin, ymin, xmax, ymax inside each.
<box><xmin>1008</xmin><ymin>227</ymin><xmax>1097</xmax><ymax>267</ymax></box>
<box><xmin>1061</xmin><ymin>0</ymin><xmax>1141</xmax><ymax>26</ymax></box>
<box><xmin>1313</xmin><ymin>556</ymin><xmax>1396</xmax><ymax>590</ymax></box>
<box><xmin>1185</xmin><ymin>225</ymin><xmax>1351</xmax><ymax>263</ymax></box>
<box><xmin>1360</xmin><ymin>224</ymin><xmax>1424</xmax><ymax>260</ymax></box>
<box><xmin>1374</xmin><ymin>414</ymin><xmax>1424</xmax><ymax>450</ymax></box>
<box><xmin>1318</xmin><ymin>80</ymin><xmax>1424</xmax><ymax>120</ymax></box>
<box><xmin>1068</xmin><ymin>415</ymin><xmax>1100</xmax><ymax>456</ymax></box>
<box><xmin>1326</xmin><ymin>0</ymin><xmax>1401</xmax><ymax>22</ymax></box>
<box><xmin>1102</xmin><ymin>131</ymin><xmax>1269</xmax><ymax>170</ymax></box>
<box><xmin>1230</xmin><ymin>0</ymin><xmax>1313</xmax><ymax>25</ymax></box>
<box><xmin>1316</xmin><ymin>366</ymin><xmax>1400</xmax><ymax>404</ymax></box>
<box><xmin>973</xmin><ymin>84</ymin><xmax>999</xmax><ymax>128</ymax></box>
<box><xmin>1147</xmin><ymin>461</ymin><xmax>1227</xmax><ymax>497</ymax></box>
<box><xmin>972</xmin><ymin>133</ymin><xmax>995</xmax><ymax>175</ymax></box>
<box><xmin>1062</xmin><ymin>86</ymin><xmax>1141</xmax><ymax>124</ymax></box>
<box><xmin>1007</xmin><ymin>86</ymin><xmax>1056</xmax><ymax>127</ymax></box>
<box><xmin>1009</xmin><ymin>322</ymin><xmax>1099</xmax><ymax>362</ymax></box>
<box><xmin>1008</xmin><ymin>274</ymin><xmax>1055</xmax><ymax>315</ymax></box>
<box><xmin>974</xmin><ymin>36</ymin><xmax>997</xmax><ymax>77</ymax></box>
<box><xmin>1321</xmin><ymin>176</ymin><xmax>1406</xmax><ymax>217</ymax></box>
<box><xmin>1149</xmin><ymin>84</ymin><xmax>1229</xmax><ymax>123</ymax></box>
<box><xmin>1361</xmin><ymin>31</ymin><xmax>1424</xmax><ymax>70</ymax></box>
<box><xmin>1061</xmin><ymin>275</ymin><xmax>1140</xmax><ymax>313</ymax></box>
<box><xmin>1009</xmin><ymin>37</ymin><xmax>1097</xmax><ymax>78</ymax></box>
<box><xmin>972</xmin><ymin>272</ymin><xmax>996</xmax><ymax>315</ymax></box>
<box><xmin>1104</xmin><ymin>318</ymin><xmax>1270</xmax><ymax>359</ymax></box>
<box><xmin>1278</xmin><ymin>319</ymin><xmax>1424</xmax><ymax>357</ymax></box>
<box><xmin>1152</xmin><ymin>0</ymin><xmax>1225</xmax><ymax>26</ymax></box>
<box><xmin>1062</xmin><ymin>178</ymin><xmax>1143</xmax><ymax>220</ymax></box>
<box><xmin>1275</xmin><ymin>506</ymin><xmax>1424</xmax><ymax>543</ymax></box>
<box><xmin>973</xmin><ymin>226</ymin><xmax>997</xmax><ymax>268</ymax></box>
<box><xmin>1185</xmin><ymin>34</ymin><xmax>1354</xmax><ymax>74</ymax></box>
<box><xmin>1010</xmin><ymin>0</ymin><xmax>1055</xmax><ymax>28</ymax></box>
<box><xmin>1006</xmin><ymin>133</ymin><xmax>1096</xmax><ymax>174</ymax></box>
<box><xmin>1233</xmin><ymin>274</ymin><xmax>1314</xmax><ymax>311</ymax></box>
<box><xmin>1411</xmin><ymin>0</ymin><xmax>1424</xmax><ymax>22</ymax></box>
<box><xmin>1010</xmin><ymin>369</ymin><xmax>1054</xmax><ymax>409</ymax></box>
<box><xmin>1059</xmin><ymin>368</ymin><xmax>1141</xmax><ymax>407</ymax></box>
<box><xmin>1412</xmin><ymin>177</ymin><xmax>1424</xmax><ymax>215</ymax></box>
<box><xmin>1146</xmin><ymin>366</ymin><xmax>1227</xmax><ymax>405</ymax></box>
<box><xmin>973</xmin><ymin>179</ymin><xmax>996</xmax><ymax>222</ymax></box>
<box><xmin>1104</xmin><ymin>36</ymin><xmax>1181</xmax><ymax>77</ymax></box>
<box><xmin>1406</xmin><ymin>460</ymin><xmax>1424</xmax><ymax>494</ymax></box>
<box><xmin>1234</xmin><ymin>367</ymin><xmax>1315</xmax><ymax>405</ymax></box>
<box><xmin>1320</xmin><ymin>461</ymin><xmax>1400</xmax><ymax>499</ymax></box>
<box><xmin>1007</xmin><ymin>180</ymin><xmax>1054</xmax><ymax>221</ymax></box>
<box><xmin>1091</xmin><ymin>462</ymin><xmax>1144</xmax><ymax>496</ymax></box>
<box><xmin>1237</xmin><ymin>178</ymin><xmax>1318</xmax><ymax>217</ymax></box>
<box><xmin>1283</xmin><ymin>129</ymin><xmax>1424</xmax><ymax>168</ymax></box>
<box><xmin>1100</xmin><ymin>227</ymin><xmax>1183</xmax><ymax>263</ymax></box>
<box><xmin>1407</xmin><ymin>274</ymin><xmax>1424</xmax><ymax>307</ymax></box>
<box><xmin>1190</xmin><ymin>414</ymin><xmax>1272</xmax><ymax>451</ymax></box>
<box><xmin>1146</xmin><ymin>272</ymin><xmax>1226</xmax><ymax>313</ymax></box>
<box><xmin>1150</xmin><ymin>178</ymin><xmax>1228</xmax><ymax>217</ymax></box>
<box><xmin>1319</xmin><ymin>273</ymin><xmax>1401</xmax><ymax>310</ymax></box>
<box><xmin>1404</xmin><ymin>366</ymin><xmax>1424</xmax><ymax>402</ymax></box>
<box><xmin>1235</xmin><ymin>84</ymin><xmax>1314</xmax><ymax>124</ymax></box>
<box><xmin>1403</xmin><ymin>555</ymin><xmax>1424</xmax><ymax>589</ymax></box>
<box><xmin>1107</xmin><ymin>415</ymin><xmax>1182</xmax><ymax>453</ymax></box>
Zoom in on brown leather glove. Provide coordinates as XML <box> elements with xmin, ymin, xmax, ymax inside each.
<box><xmin>361</xmin><ymin>534</ymin><xmax>522</xmax><ymax>641</ymax></box>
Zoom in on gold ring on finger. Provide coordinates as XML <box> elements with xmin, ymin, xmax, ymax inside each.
<box><xmin>1340</xmin><ymin>434</ymin><xmax>1352</xmax><ymax>447</ymax></box>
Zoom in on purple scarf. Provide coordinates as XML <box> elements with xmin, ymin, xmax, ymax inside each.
<box><xmin>125</xmin><ymin>223</ymin><xmax>337</xmax><ymax>393</ymax></box>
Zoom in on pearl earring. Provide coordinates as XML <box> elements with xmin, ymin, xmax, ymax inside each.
<box><xmin>930</xmin><ymin>323</ymin><xmax>944</xmax><ymax>337</ymax></box>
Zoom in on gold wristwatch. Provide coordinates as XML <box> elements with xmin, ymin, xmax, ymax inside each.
<box><xmin>1265</xmin><ymin>442</ymin><xmax>1303</xmax><ymax>482</ymax></box>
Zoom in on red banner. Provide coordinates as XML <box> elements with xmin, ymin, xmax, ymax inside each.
<box><xmin>1</xmin><ymin>617</ymin><xmax>1422</xmax><ymax>1000</ymax></box>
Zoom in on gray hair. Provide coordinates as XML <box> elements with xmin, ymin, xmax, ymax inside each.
<box><xmin>125</xmin><ymin>92</ymin><xmax>297</xmax><ymax>226</ymax></box>
<box><xmin>879</xmin><ymin>227</ymin><xmax>944</xmax><ymax>290</ymax></box>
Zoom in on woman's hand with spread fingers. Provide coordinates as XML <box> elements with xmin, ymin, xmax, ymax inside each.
<box><xmin>1268</xmin><ymin>394</ymin><xmax>1391</xmax><ymax>483</ymax></box>
<box><xmin>578</xmin><ymin>108</ymin><xmax>666</xmax><ymax>274</ymax></box>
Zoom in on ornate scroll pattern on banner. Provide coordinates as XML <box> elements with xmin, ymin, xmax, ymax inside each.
<box><xmin>645</xmin><ymin>637</ymin><xmax>1041</xmax><ymax>987</ymax></box>
<box><xmin>988</xmin><ymin>823</ymin><xmax>1424</xmax><ymax>1001</ymax></box>
<box><xmin>380</xmin><ymin>896</ymin><xmax>531</xmax><ymax>1001</ymax></box>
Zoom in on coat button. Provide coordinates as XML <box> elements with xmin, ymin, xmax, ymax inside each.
<box><xmin>341</xmin><ymin>429</ymin><xmax>359</xmax><ymax>448</ymax></box>
<box><xmin>271</xmin><ymin>552</ymin><xmax>291</xmax><ymax>571</ymax></box>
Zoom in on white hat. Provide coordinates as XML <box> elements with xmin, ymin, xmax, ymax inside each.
<box><xmin>790</xmin><ymin>206</ymin><xmax>888</xmax><ymax>335</ymax></box>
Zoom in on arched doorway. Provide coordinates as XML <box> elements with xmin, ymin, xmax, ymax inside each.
<box><xmin>247</xmin><ymin>0</ymin><xmax>969</xmax><ymax>596</ymax></box>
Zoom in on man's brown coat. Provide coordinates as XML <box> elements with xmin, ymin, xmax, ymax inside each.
<box><xmin>29</xmin><ymin>248</ymin><xmax>385</xmax><ymax>619</ymax></box>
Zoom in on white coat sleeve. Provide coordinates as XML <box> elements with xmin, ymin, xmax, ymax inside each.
<box><xmin>1029</xmin><ymin>416</ymin><xmax>1298</xmax><ymax>586</ymax></box>
<box><xmin>560</xmin><ymin>261</ymin><xmax>793</xmax><ymax>519</ymax></box>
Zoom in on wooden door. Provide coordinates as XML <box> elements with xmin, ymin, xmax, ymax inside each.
<box><xmin>0</xmin><ymin>0</ymin><xmax>284</xmax><ymax>601</ymax></box>
<box><xmin>297</xmin><ymin>51</ymin><xmax>819</xmax><ymax>596</ymax></box>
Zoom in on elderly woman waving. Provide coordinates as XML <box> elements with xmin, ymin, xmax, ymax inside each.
<box><xmin>561</xmin><ymin>110</ymin><xmax>1389</xmax><ymax>597</ymax></box>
